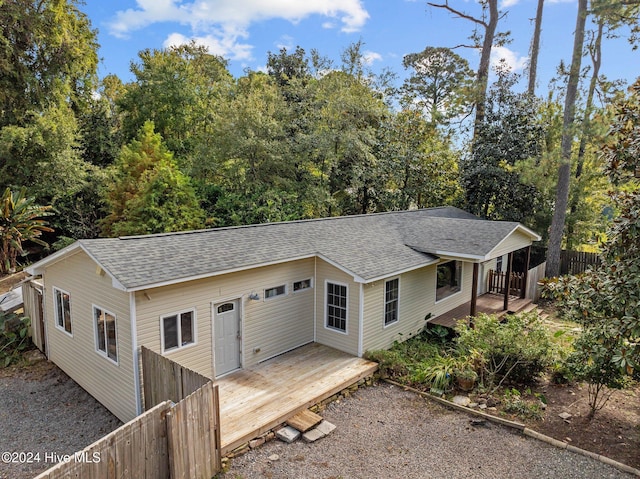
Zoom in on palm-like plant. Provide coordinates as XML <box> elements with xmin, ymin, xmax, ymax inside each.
<box><xmin>0</xmin><ymin>188</ymin><xmax>53</xmax><ymax>275</ymax></box>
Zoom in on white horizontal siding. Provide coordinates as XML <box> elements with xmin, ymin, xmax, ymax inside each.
<box><xmin>490</xmin><ymin>230</ymin><xmax>532</xmax><ymax>259</ymax></box>
<box><xmin>135</xmin><ymin>258</ymin><xmax>315</xmax><ymax>377</ymax></box>
<box><xmin>363</xmin><ymin>262</ymin><xmax>475</xmax><ymax>353</ymax></box>
<box><xmin>314</xmin><ymin>259</ymin><xmax>359</xmax><ymax>356</ymax></box>
<box><xmin>43</xmin><ymin>250</ymin><xmax>136</xmax><ymax>422</ymax></box>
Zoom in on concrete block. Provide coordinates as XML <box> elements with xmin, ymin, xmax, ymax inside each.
<box><xmin>315</xmin><ymin>420</ymin><xmax>336</xmax><ymax>436</ymax></box>
<box><xmin>302</xmin><ymin>428</ymin><xmax>325</xmax><ymax>443</ymax></box>
<box><xmin>276</xmin><ymin>426</ymin><xmax>300</xmax><ymax>443</ymax></box>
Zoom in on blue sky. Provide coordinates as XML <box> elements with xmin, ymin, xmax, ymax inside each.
<box><xmin>83</xmin><ymin>0</ymin><xmax>639</xmax><ymax>94</ymax></box>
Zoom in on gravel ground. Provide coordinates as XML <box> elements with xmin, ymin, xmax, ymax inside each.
<box><xmin>222</xmin><ymin>383</ymin><xmax>634</xmax><ymax>479</ymax></box>
<box><xmin>0</xmin><ymin>357</ymin><xmax>121</xmax><ymax>479</ymax></box>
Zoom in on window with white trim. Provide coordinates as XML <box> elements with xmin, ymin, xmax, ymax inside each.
<box><xmin>162</xmin><ymin>310</ymin><xmax>195</xmax><ymax>352</ymax></box>
<box><xmin>293</xmin><ymin>278</ymin><xmax>312</xmax><ymax>292</ymax></box>
<box><xmin>264</xmin><ymin>284</ymin><xmax>286</xmax><ymax>299</ymax></box>
<box><xmin>53</xmin><ymin>287</ymin><xmax>72</xmax><ymax>334</ymax></box>
<box><xmin>326</xmin><ymin>282</ymin><xmax>347</xmax><ymax>332</ymax></box>
<box><xmin>436</xmin><ymin>260</ymin><xmax>462</xmax><ymax>301</ymax></box>
<box><xmin>94</xmin><ymin>306</ymin><xmax>118</xmax><ymax>363</ymax></box>
<box><xmin>384</xmin><ymin>278</ymin><xmax>399</xmax><ymax>326</ymax></box>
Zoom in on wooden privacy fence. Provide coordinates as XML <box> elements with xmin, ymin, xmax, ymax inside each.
<box><xmin>525</xmin><ymin>262</ymin><xmax>546</xmax><ymax>302</ymax></box>
<box><xmin>34</xmin><ymin>401</ymin><xmax>172</xmax><ymax>479</ymax></box>
<box><xmin>36</xmin><ymin>351</ymin><xmax>222</xmax><ymax>479</ymax></box>
<box><xmin>488</xmin><ymin>270</ymin><xmax>525</xmax><ymax>297</ymax></box>
<box><xmin>560</xmin><ymin>250</ymin><xmax>601</xmax><ymax>275</ymax></box>
<box><xmin>167</xmin><ymin>381</ymin><xmax>221</xmax><ymax>478</ymax></box>
<box><xmin>141</xmin><ymin>345</ymin><xmax>211</xmax><ymax>410</ymax></box>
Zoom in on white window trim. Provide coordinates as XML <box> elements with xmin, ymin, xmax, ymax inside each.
<box><xmin>92</xmin><ymin>304</ymin><xmax>119</xmax><ymax>365</ymax></box>
<box><xmin>263</xmin><ymin>284</ymin><xmax>287</xmax><ymax>301</ymax></box>
<box><xmin>434</xmin><ymin>260</ymin><xmax>464</xmax><ymax>304</ymax></box>
<box><xmin>383</xmin><ymin>277</ymin><xmax>400</xmax><ymax>328</ymax></box>
<box><xmin>293</xmin><ymin>278</ymin><xmax>313</xmax><ymax>293</ymax></box>
<box><xmin>160</xmin><ymin>308</ymin><xmax>197</xmax><ymax>354</ymax></box>
<box><xmin>325</xmin><ymin>280</ymin><xmax>349</xmax><ymax>335</ymax></box>
<box><xmin>52</xmin><ymin>286</ymin><xmax>73</xmax><ymax>337</ymax></box>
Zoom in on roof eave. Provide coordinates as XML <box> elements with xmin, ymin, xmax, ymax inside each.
<box><xmin>124</xmin><ymin>253</ymin><xmax>319</xmax><ymax>292</ymax></box>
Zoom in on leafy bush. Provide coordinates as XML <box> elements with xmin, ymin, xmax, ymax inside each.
<box><xmin>410</xmin><ymin>354</ymin><xmax>458</xmax><ymax>393</ymax></box>
<box><xmin>0</xmin><ymin>312</ymin><xmax>31</xmax><ymax>367</ymax></box>
<box><xmin>502</xmin><ymin>387</ymin><xmax>544</xmax><ymax>420</ymax></box>
<box><xmin>455</xmin><ymin>312</ymin><xmax>557</xmax><ymax>391</ymax></box>
<box><xmin>363</xmin><ymin>349</ymin><xmax>411</xmax><ymax>379</ymax></box>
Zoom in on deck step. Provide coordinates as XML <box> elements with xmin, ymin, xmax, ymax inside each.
<box><xmin>520</xmin><ymin>302</ymin><xmax>538</xmax><ymax>314</ymax></box>
<box><xmin>286</xmin><ymin>409</ymin><xmax>323</xmax><ymax>432</ymax></box>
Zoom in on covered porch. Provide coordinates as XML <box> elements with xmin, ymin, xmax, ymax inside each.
<box><xmin>215</xmin><ymin>343</ymin><xmax>378</xmax><ymax>455</ymax></box>
<box><xmin>429</xmin><ymin>293</ymin><xmax>534</xmax><ymax>328</ymax></box>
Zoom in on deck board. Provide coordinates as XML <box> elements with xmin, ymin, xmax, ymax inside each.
<box><xmin>215</xmin><ymin>343</ymin><xmax>377</xmax><ymax>454</ymax></box>
<box><xmin>429</xmin><ymin>294</ymin><xmax>533</xmax><ymax>328</ymax></box>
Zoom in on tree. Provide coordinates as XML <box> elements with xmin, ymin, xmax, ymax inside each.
<box><xmin>266</xmin><ymin>46</ymin><xmax>311</xmax><ymax>88</ymax></box>
<box><xmin>544</xmin><ymin>80</ymin><xmax>640</xmax><ymax>417</ymax></box>
<box><xmin>0</xmin><ymin>100</ymin><xmax>90</xmax><ymax>205</ymax></box>
<box><xmin>102</xmin><ymin>121</ymin><xmax>205</xmax><ymax>237</ymax></box>
<box><xmin>0</xmin><ymin>0</ymin><xmax>98</xmax><ymax>126</ymax></box>
<box><xmin>527</xmin><ymin>0</ymin><xmax>545</xmax><ymax>96</ymax></box>
<box><xmin>546</xmin><ymin>0</ymin><xmax>589</xmax><ymax>278</ymax></box>
<box><xmin>401</xmin><ymin>47</ymin><xmax>474</xmax><ymax>126</ymax></box>
<box><xmin>118</xmin><ymin>42</ymin><xmax>233</xmax><ymax>167</ymax></box>
<box><xmin>0</xmin><ymin>188</ymin><xmax>52</xmax><ymax>274</ymax></box>
<box><xmin>428</xmin><ymin>0</ymin><xmax>503</xmax><ymax>136</ymax></box>
<box><xmin>377</xmin><ymin>109</ymin><xmax>462</xmax><ymax>210</ymax></box>
<box><xmin>462</xmin><ymin>66</ymin><xmax>544</xmax><ymax>222</ymax></box>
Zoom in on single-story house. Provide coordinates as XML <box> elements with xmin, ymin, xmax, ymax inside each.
<box><xmin>24</xmin><ymin>207</ymin><xmax>540</xmax><ymax>422</ymax></box>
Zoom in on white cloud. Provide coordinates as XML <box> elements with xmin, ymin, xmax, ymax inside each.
<box><xmin>501</xmin><ymin>0</ymin><xmax>520</xmax><ymax>7</ymax></box>
<box><xmin>109</xmin><ymin>0</ymin><xmax>370</xmax><ymax>61</ymax></box>
<box><xmin>490</xmin><ymin>46</ymin><xmax>528</xmax><ymax>72</ymax></box>
<box><xmin>276</xmin><ymin>35</ymin><xmax>295</xmax><ymax>52</ymax></box>
<box><xmin>163</xmin><ymin>31</ymin><xmax>253</xmax><ymax>61</ymax></box>
<box><xmin>362</xmin><ymin>50</ymin><xmax>382</xmax><ymax>65</ymax></box>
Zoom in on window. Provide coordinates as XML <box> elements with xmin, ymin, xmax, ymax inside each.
<box><xmin>217</xmin><ymin>303</ymin><xmax>234</xmax><ymax>314</ymax></box>
<box><xmin>326</xmin><ymin>282</ymin><xmax>347</xmax><ymax>333</ymax></box>
<box><xmin>293</xmin><ymin>279</ymin><xmax>312</xmax><ymax>292</ymax></box>
<box><xmin>436</xmin><ymin>260</ymin><xmax>462</xmax><ymax>302</ymax></box>
<box><xmin>53</xmin><ymin>287</ymin><xmax>72</xmax><ymax>334</ymax></box>
<box><xmin>162</xmin><ymin>310</ymin><xmax>195</xmax><ymax>352</ymax></box>
<box><xmin>384</xmin><ymin>278</ymin><xmax>399</xmax><ymax>326</ymax></box>
<box><xmin>94</xmin><ymin>306</ymin><xmax>118</xmax><ymax>363</ymax></box>
<box><xmin>496</xmin><ymin>256</ymin><xmax>503</xmax><ymax>273</ymax></box>
<box><xmin>264</xmin><ymin>284</ymin><xmax>286</xmax><ymax>299</ymax></box>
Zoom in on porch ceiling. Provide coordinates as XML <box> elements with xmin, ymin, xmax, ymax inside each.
<box><xmin>215</xmin><ymin>343</ymin><xmax>377</xmax><ymax>455</ymax></box>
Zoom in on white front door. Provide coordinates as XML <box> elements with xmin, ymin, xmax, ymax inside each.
<box><xmin>213</xmin><ymin>300</ymin><xmax>241</xmax><ymax>377</ymax></box>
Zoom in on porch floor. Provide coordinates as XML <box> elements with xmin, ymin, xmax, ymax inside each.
<box><xmin>215</xmin><ymin>343</ymin><xmax>378</xmax><ymax>455</ymax></box>
<box><xmin>428</xmin><ymin>293</ymin><xmax>533</xmax><ymax>328</ymax></box>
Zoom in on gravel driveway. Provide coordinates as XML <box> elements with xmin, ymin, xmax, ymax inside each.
<box><xmin>0</xmin><ymin>360</ymin><xmax>633</xmax><ymax>479</ymax></box>
<box><xmin>0</xmin><ymin>357</ymin><xmax>121</xmax><ymax>479</ymax></box>
<box><xmin>222</xmin><ymin>383</ymin><xmax>633</xmax><ymax>479</ymax></box>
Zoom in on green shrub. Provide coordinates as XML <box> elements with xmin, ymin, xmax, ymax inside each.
<box><xmin>0</xmin><ymin>312</ymin><xmax>31</xmax><ymax>367</ymax></box>
<box><xmin>410</xmin><ymin>354</ymin><xmax>458</xmax><ymax>393</ymax></box>
<box><xmin>364</xmin><ymin>349</ymin><xmax>410</xmax><ymax>379</ymax></box>
<box><xmin>502</xmin><ymin>387</ymin><xmax>544</xmax><ymax>420</ymax></box>
<box><xmin>455</xmin><ymin>312</ymin><xmax>557</xmax><ymax>391</ymax></box>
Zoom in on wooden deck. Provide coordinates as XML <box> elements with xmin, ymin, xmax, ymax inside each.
<box><xmin>215</xmin><ymin>343</ymin><xmax>378</xmax><ymax>454</ymax></box>
<box><xmin>429</xmin><ymin>293</ymin><xmax>533</xmax><ymax>328</ymax></box>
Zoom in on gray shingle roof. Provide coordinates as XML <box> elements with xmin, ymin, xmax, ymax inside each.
<box><xmin>68</xmin><ymin>207</ymin><xmax>538</xmax><ymax>290</ymax></box>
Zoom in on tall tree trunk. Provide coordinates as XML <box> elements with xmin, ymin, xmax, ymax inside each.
<box><xmin>475</xmin><ymin>0</ymin><xmax>499</xmax><ymax>132</ymax></box>
<box><xmin>527</xmin><ymin>0</ymin><xmax>545</xmax><ymax>96</ymax></box>
<box><xmin>427</xmin><ymin>0</ymin><xmax>499</xmax><ymax>138</ymax></box>
<box><xmin>546</xmin><ymin>0</ymin><xmax>588</xmax><ymax>278</ymax></box>
<box><xmin>566</xmin><ymin>21</ymin><xmax>603</xmax><ymax>248</ymax></box>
